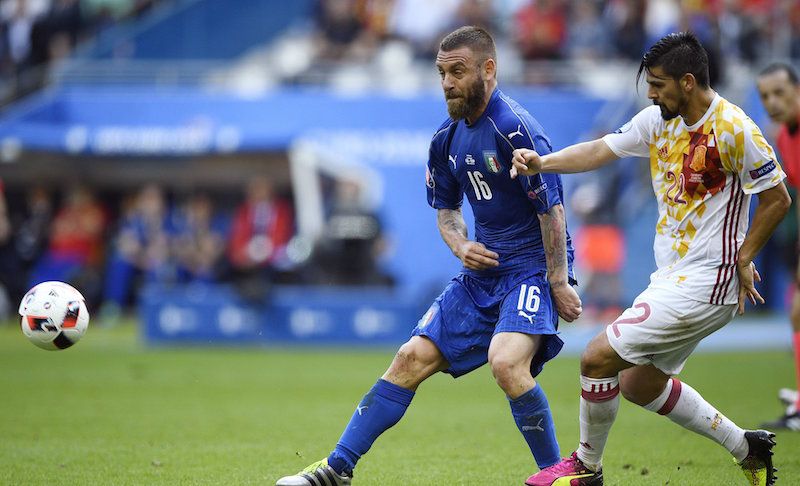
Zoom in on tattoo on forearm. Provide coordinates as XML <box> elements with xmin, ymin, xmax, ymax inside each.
<box><xmin>538</xmin><ymin>205</ymin><xmax>568</xmax><ymax>283</ymax></box>
<box><xmin>437</xmin><ymin>208</ymin><xmax>468</xmax><ymax>253</ymax></box>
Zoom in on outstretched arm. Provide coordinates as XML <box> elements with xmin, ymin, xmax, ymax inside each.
<box><xmin>437</xmin><ymin>208</ymin><xmax>499</xmax><ymax>271</ymax></box>
<box><xmin>537</xmin><ymin>204</ymin><xmax>582</xmax><ymax>322</ymax></box>
<box><xmin>736</xmin><ymin>183</ymin><xmax>792</xmax><ymax>315</ymax></box>
<box><xmin>510</xmin><ymin>139</ymin><xmax>619</xmax><ymax>178</ymax></box>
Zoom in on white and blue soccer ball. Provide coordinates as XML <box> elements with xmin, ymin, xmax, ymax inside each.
<box><xmin>18</xmin><ymin>281</ymin><xmax>89</xmax><ymax>350</ymax></box>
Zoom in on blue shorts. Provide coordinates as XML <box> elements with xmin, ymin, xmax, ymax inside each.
<box><xmin>411</xmin><ymin>268</ymin><xmax>563</xmax><ymax>378</ymax></box>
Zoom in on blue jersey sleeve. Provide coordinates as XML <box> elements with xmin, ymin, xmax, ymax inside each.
<box><xmin>521</xmin><ymin>135</ymin><xmax>564</xmax><ymax>214</ymax></box>
<box><xmin>426</xmin><ymin>123</ymin><xmax>462</xmax><ymax>210</ymax></box>
<box><xmin>494</xmin><ymin>112</ymin><xmax>563</xmax><ymax>215</ymax></box>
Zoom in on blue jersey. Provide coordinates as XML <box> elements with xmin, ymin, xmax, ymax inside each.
<box><xmin>425</xmin><ymin>88</ymin><xmax>575</xmax><ymax>278</ymax></box>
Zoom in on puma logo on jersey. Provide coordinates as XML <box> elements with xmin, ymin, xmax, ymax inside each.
<box><xmin>508</xmin><ymin>125</ymin><xmax>524</xmax><ymax>140</ymax></box>
<box><xmin>522</xmin><ymin>418</ymin><xmax>544</xmax><ymax>432</ymax></box>
<box><xmin>449</xmin><ymin>155</ymin><xmax>457</xmax><ymax>168</ymax></box>
<box><xmin>518</xmin><ymin>310</ymin><xmax>535</xmax><ymax>324</ymax></box>
<box><xmin>356</xmin><ymin>405</ymin><xmax>369</xmax><ymax>416</ymax></box>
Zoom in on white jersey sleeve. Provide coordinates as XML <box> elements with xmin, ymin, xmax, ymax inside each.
<box><xmin>601</xmin><ymin>106</ymin><xmax>659</xmax><ymax>158</ymax></box>
<box><xmin>735</xmin><ymin>118</ymin><xmax>786</xmax><ymax>194</ymax></box>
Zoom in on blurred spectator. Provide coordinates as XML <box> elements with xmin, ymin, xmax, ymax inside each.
<box><xmin>306</xmin><ymin>178</ymin><xmax>393</xmax><ymax>287</ymax></box>
<box><xmin>570</xmin><ymin>165</ymin><xmax>626</xmax><ymax>321</ymax></box>
<box><xmin>0</xmin><ymin>179</ymin><xmax>12</xmax><ymax>318</ymax></box>
<box><xmin>39</xmin><ymin>0</ymin><xmax>82</xmax><ymax>54</ymax></box>
<box><xmin>171</xmin><ymin>192</ymin><xmax>227</xmax><ymax>283</ymax></box>
<box><xmin>314</xmin><ymin>0</ymin><xmax>367</xmax><ymax>61</ymax></box>
<box><xmin>227</xmin><ymin>176</ymin><xmax>294</xmax><ymax>300</ymax></box>
<box><xmin>12</xmin><ymin>185</ymin><xmax>52</xmax><ymax>272</ymax></box>
<box><xmin>718</xmin><ymin>0</ymin><xmax>769</xmax><ymax>63</ymax></box>
<box><xmin>1</xmin><ymin>0</ymin><xmax>170</xmax><ymax>105</ymax></box>
<box><xmin>1</xmin><ymin>0</ymin><xmax>38</xmax><ymax>74</ymax></box>
<box><xmin>388</xmin><ymin>0</ymin><xmax>461</xmax><ymax>58</ymax></box>
<box><xmin>566</xmin><ymin>0</ymin><xmax>612</xmax><ymax>60</ymax></box>
<box><xmin>28</xmin><ymin>186</ymin><xmax>106</xmax><ymax>301</ymax></box>
<box><xmin>606</xmin><ymin>0</ymin><xmax>647</xmax><ymax>60</ymax></box>
<box><xmin>355</xmin><ymin>0</ymin><xmax>393</xmax><ymax>41</ymax></box>
<box><xmin>514</xmin><ymin>0</ymin><xmax>567</xmax><ymax>60</ymax></box>
<box><xmin>0</xmin><ymin>185</ymin><xmax>52</xmax><ymax>310</ymax></box>
<box><xmin>680</xmin><ymin>0</ymin><xmax>725</xmax><ymax>85</ymax></box>
<box><xmin>0</xmin><ymin>180</ymin><xmax>10</xmax><ymax>254</ymax></box>
<box><xmin>644</xmin><ymin>0</ymin><xmax>680</xmax><ymax>47</ymax></box>
<box><xmin>455</xmin><ymin>0</ymin><xmax>497</xmax><ymax>32</ymax></box>
<box><xmin>791</xmin><ymin>2</ymin><xmax>800</xmax><ymax>59</ymax></box>
<box><xmin>101</xmin><ymin>183</ymin><xmax>172</xmax><ymax>319</ymax></box>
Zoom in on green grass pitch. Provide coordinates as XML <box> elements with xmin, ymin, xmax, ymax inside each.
<box><xmin>1</xmin><ymin>322</ymin><xmax>799</xmax><ymax>485</ymax></box>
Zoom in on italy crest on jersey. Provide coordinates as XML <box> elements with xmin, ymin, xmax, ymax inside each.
<box><xmin>483</xmin><ymin>151</ymin><xmax>501</xmax><ymax>173</ymax></box>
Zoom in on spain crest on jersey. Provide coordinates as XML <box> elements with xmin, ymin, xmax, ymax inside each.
<box><xmin>483</xmin><ymin>151</ymin><xmax>501</xmax><ymax>173</ymax></box>
<box><xmin>690</xmin><ymin>145</ymin><xmax>707</xmax><ymax>172</ymax></box>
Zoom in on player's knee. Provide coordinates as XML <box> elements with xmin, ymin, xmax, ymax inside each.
<box><xmin>580</xmin><ymin>336</ymin><xmax>620</xmax><ymax>377</ymax></box>
<box><xmin>388</xmin><ymin>339</ymin><xmax>441</xmax><ymax>381</ymax></box>
<box><xmin>489</xmin><ymin>355</ymin><xmax>525</xmax><ymax>391</ymax></box>
<box><xmin>580</xmin><ymin>348</ymin><xmax>608</xmax><ymax>377</ymax></box>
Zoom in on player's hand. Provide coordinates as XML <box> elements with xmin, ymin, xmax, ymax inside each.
<box><xmin>510</xmin><ymin>148</ymin><xmax>542</xmax><ymax>179</ymax></box>
<box><xmin>550</xmin><ymin>281</ymin><xmax>582</xmax><ymax>322</ymax></box>
<box><xmin>455</xmin><ymin>241</ymin><xmax>500</xmax><ymax>270</ymax></box>
<box><xmin>736</xmin><ymin>260</ymin><xmax>764</xmax><ymax>315</ymax></box>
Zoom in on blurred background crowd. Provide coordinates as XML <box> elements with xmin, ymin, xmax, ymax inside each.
<box><xmin>2</xmin><ymin>0</ymin><xmax>800</xmax><ymax>102</ymax></box>
<box><xmin>0</xmin><ymin>173</ymin><xmax>393</xmax><ymax>321</ymax></box>
<box><xmin>0</xmin><ymin>0</ymin><xmax>798</xmax><ymax>332</ymax></box>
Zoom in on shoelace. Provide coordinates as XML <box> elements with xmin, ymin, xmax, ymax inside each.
<box><xmin>549</xmin><ymin>455</ymin><xmax>584</xmax><ymax>474</ymax></box>
<box><xmin>301</xmin><ymin>460</ymin><xmax>328</xmax><ymax>474</ymax></box>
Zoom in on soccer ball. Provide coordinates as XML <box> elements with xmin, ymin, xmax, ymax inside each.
<box><xmin>18</xmin><ymin>281</ymin><xmax>89</xmax><ymax>350</ymax></box>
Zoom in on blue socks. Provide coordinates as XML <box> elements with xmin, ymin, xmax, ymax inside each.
<box><xmin>326</xmin><ymin>380</ymin><xmax>557</xmax><ymax>474</ymax></box>
<box><xmin>509</xmin><ymin>385</ymin><xmax>560</xmax><ymax>469</ymax></box>
<box><xmin>327</xmin><ymin>379</ymin><xmax>415</xmax><ymax>475</ymax></box>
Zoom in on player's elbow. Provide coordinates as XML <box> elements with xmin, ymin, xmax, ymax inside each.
<box><xmin>778</xmin><ymin>189</ymin><xmax>792</xmax><ymax>216</ymax></box>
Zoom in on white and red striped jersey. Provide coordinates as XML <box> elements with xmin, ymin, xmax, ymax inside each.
<box><xmin>602</xmin><ymin>94</ymin><xmax>786</xmax><ymax>305</ymax></box>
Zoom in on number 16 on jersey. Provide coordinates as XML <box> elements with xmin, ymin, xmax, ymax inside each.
<box><xmin>517</xmin><ymin>284</ymin><xmax>541</xmax><ymax>324</ymax></box>
<box><xmin>467</xmin><ymin>171</ymin><xmax>493</xmax><ymax>200</ymax></box>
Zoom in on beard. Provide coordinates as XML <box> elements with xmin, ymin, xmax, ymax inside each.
<box><xmin>654</xmin><ymin>95</ymin><xmax>686</xmax><ymax>121</ymax></box>
<box><xmin>658</xmin><ymin>103</ymin><xmax>680</xmax><ymax>120</ymax></box>
<box><xmin>445</xmin><ymin>77</ymin><xmax>486</xmax><ymax>121</ymax></box>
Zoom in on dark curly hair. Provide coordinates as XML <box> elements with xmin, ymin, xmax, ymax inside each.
<box><xmin>637</xmin><ymin>32</ymin><xmax>710</xmax><ymax>88</ymax></box>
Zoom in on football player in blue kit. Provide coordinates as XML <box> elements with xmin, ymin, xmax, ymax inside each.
<box><xmin>276</xmin><ymin>26</ymin><xmax>581</xmax><ymax>486</ymax></box>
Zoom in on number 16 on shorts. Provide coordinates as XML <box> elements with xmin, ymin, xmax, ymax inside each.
<box><xmin>516</xmin><ymin>284</ymin><xmax>541</xmax><ymax>324</ymax></box>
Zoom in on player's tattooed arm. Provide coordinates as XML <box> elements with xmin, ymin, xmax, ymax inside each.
<box><xmin>437</xmin><ymin>208</ymin><xmax>499</xmax><ymax>270</ymax></box>
<box><xmin>538</xmin><ymin>204</ymin><xmax>582</xmax><ymax>322</ymax></box>
<box><xmin>538</xmin><ymin>204</ymin><xmax>568</xmax><ymax>285</ymax></box>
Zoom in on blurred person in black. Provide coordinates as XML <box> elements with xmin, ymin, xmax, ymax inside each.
<box><xmin>306</xmin><ymin>178</ymin><xmax>393</xmax><ymax>286</ymax></box>
<box><xmin>315</xmin><ymin>0</ymin><xmax>367</xmax><ymax>61</ymax></box>
<box><xmin>0</xmin><ymin>179</ymin><xmax>11</xmax><ymax>317</ymax></box>
<box><xmin>0</xmin><ymin>183</ymin><xmax>52</xmax><ymax>317</ymax></box>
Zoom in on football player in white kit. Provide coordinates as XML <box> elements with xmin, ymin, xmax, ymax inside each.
<box><xmin>516</xmin><ymin>32</ymin><xmax>790</xmax><ymax>486</ymax></box>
